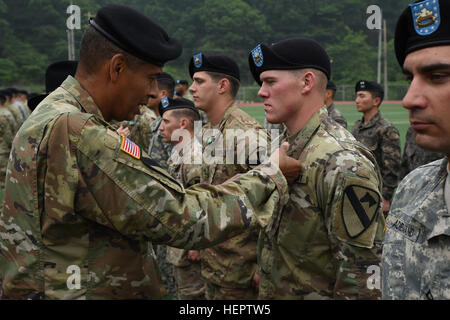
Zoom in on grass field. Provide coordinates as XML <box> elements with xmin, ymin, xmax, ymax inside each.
<box><xmin>240</xmin><ymin>103</ymin><xmax>410</xmax><ymax>149</ymax></box>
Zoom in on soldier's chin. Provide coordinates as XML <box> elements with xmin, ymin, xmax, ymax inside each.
<box><xmin>415</xmin><ymin>134</ymin><xmax>443</xmax><ymax>153</ymax></box>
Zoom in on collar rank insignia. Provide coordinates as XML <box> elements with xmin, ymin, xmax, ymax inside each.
<box><xmin>193</xmin><ymin>53</ymin><xmax>203</xmax><ymax>68</ymax></box>
<box><xmin>342</xmin><ymin>185</ymin><xmax>380</xmax><ymax>239</ymax></box>
<box><xmin>251</xmin><ymin>44</ymin><xmax>264</xmax><ymax>67</ymax></box>
<box><xmin>120</xmin><ymin>134</ymin><xmax>141</xmax><ymax>160</ymax></box>
<box><xmin>161</xmin><ymin>96</ymin><xmax>170</xmax><ymax>109</ymax></box>
<box><xmin>410</xmin><ymin>0</ymin><xmax>440</xmax><ymax>36</ymax></box>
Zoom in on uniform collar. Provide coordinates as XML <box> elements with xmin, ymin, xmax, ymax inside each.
<box><xmin>286</xmin><ymin>106</ymin><xmax>326</xmax><ymax>159</ymax></box>
<box><xmin>359</xmin><ymin>111</ymin><xmax>381</xmax><ymax>129</ymax></box>
<box><xmin>204</xmin><ymin>103</ymin><xmax>237</xmax><ymax>132</ymax></box>
<box><xmin>413</xmin><ymin>158</ymin><xmax>450</xmax><ymax>239</ymax></box>
<box><xmin>60</xmin><ymin>76</ymin><xmax>105</xmax><ymax>121</ymax></box>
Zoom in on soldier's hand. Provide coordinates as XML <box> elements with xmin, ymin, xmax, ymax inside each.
<box><xmin>270</xmin><ymin>142</ymin><xmax>301</xmax><ymax>184</ymax></box>
<box><xmin>382</xmin><ymin>198</ymin><xmax>391</xmax><ymax>214</ymax></box>
<box><xmin>116</xmin><ymin>124</ymin><xmax>130</xmax><ymax>138</ymax></box>
<box><xmin>187</xmin><ymin>250</ymin><xmax>201</xmax><ymax>262</ymax></box>
<box><xmin>252</xmin><ymin>270</ymin><xmax>260</xmax><ymax>289</ymax></box>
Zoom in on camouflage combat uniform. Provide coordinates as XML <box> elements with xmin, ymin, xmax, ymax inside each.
<box><xmin>147</xmin><ymin>117</ymin><xmax>173</xmax><ymax>171</ymax></box>
<box><xmin>327</xmin><ymin>104</ymin><xmax>348</xmax><ymax>129</ymax></box>
<box><xmin>399</xmin><ymin>126</ymin><xmax>444</xmax><ymax>181</ymax></box>
<box><xmin>382</xmin><ymin>158</ymin><xmax>450</xmax><ymax>300</ymax></box>
<box><xmin>146</xmin><ymin>115</ymin><xmax>176</xmax><ymax>297</ymax></box>
<box><xmin>166</xmin><ymin>141</ymin><xmax>206</xmax><ymax>300</ymax></box>
<box><xmin>0</xmin><ymin>107</ymin><xmax>16</xmax><ymax>196</ymax></box>
<box><xmin>352</xmin><ymin>112</ymin><xmax>401</xmax><ymax>202</ymax></box>
<box><xmin>3</xmin><ymin>103</ymin><xmax>20</xmax><ymax>135</ymax></box>
<box><xmin>200</xmin><ymin>105</ymin><xmax>268</xmax><ymax>300</ymax></box>
<box><xmin>258</xmin><ymin>106</ymin><xmax>385</xmax><ymax>300</ymax></box>
<box><xmin>264</xmin><ymin>118</ymin><xmax>285</xmax><ymax>137</ymax></box>
<box><xmin>0</xmin><ymin>76</ymin><xmax>289</xmax><ymax>300</ymax></box>
<box><xmin>129</xmin><ymin>105</ymin><xmax>157</xmax><ymax>152</ymax></box>
<box><xmin>5</xmin><ymin>102</ymin><xmax>22</xmax><ymax>132</ymax></box>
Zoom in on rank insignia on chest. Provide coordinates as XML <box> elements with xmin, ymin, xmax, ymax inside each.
<box><xmin>120</xmin><ymin>134</ymin><xmax>141</xmax><ymax>159</ymax></box>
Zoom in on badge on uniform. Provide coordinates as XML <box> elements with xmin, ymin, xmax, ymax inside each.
<box><xmin>120</xmin><ymin>134</ymin><xmax>141</xmax><ymax>160</ymax></box>
<box><xmin>251</xmin><ymin>44</ymin><xmax>264</xmax><ymax>67</ymax></box>
<box><xmin>193</xmin><ymin>53</ymin><xmax>203</xmax><ymax>68</ymax></box>
<box><xmin>410</xmin><ymin>0</ymin><xmax>440</xmax><ymax>36</ymax></box>
<box><xmin>341</xmin><ymin>185</ymin><xmax>380</xmax><ymax>238</ymax></box>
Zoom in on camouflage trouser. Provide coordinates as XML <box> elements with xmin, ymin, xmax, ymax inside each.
<box><xmin>173</xmin><ymin>262</ymin><xmax>206</xmax><ymax>300</ymax></box>
<box><xmin>205</xmin><ymin>282</ymin><xmax>258</xmax><ymax>300</ymax></box>
<box><xmin>156</xmin><ymin>244</ymin><xmax>178</xmax><ymax>300</ymax></box>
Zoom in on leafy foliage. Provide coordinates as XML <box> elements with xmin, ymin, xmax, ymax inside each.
<box><xmin>0</xmin><ymin>0</ymin><xmax>411</xmax><ymax>87</ymax></box>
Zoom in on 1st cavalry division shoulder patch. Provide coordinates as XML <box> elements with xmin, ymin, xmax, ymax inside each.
<box><xmin>120</xmin><ymin>134</ymin><xmax>141</xmax><ymax>159</ymax></box>
<box><xmin>342</xmin><ymin>185</ymin><xmax>380</xmax><ymax>239</ymax></box>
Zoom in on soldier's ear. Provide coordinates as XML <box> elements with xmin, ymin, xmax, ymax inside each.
<box><xmin>109</xmin><ymin>53</ymin><xmax>127</xmax><ymax>82</ymax></box>
<box><xmin>301</xmin><ymin>71</ymin><xmax>315</xmax><ymax>94</ymax></box>
<box><xmin>217</xmin><ymin>78</ymin><xmax>230</xmax><ymax>94</ymax></box>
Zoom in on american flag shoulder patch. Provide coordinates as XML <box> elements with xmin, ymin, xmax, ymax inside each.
<box><xmin>120</xmin><ymin>135</ymin><xmax>141</xmax><ymax>159</ymax></box>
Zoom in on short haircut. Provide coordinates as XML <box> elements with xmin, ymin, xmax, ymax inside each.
<box><xmin>170</xmin><ymin>108</ymin><xmax>200</xmax><ymax>131</ymax></box>
<box><xmin>290</xmin><ymin>68</ymin><xmax>328</xmax><ymax>93</ymax></box>
<box><xmin>79</xmin><ymin>26</ymin><xmax>145</xmax><ymax>74</ymax></box>
<box><xmin>367</xmin><ymin>90</ymin><xmax>384</xmax><ymax>106</ymax></box>
<box><xmin>157</xmin><ymin>73</ymin><xmax>175</xmax><ymax>98</ymax></box>
<box><xmin>207</xmin><ymin>71</ymin><xmax>240</xmax><ymax>98</ymax></box>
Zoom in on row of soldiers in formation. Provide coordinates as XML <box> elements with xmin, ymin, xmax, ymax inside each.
<box><xmin>0</xmin><ymin>62</ymin><xmax>442</xmax><ymax>300</ymax></box>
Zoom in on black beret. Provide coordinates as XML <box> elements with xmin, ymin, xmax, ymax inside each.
<box><xmin>395</xmin><ymin>0</ymin><xmax>450</xmax><ymax>67</ymax></box>
<box><xmin>326</xmin><ymin>80</ymin><xmax>337</xmax><ymax>91</ymax></box>
<box><xmin>355</xmin><ymin>80</ymin><xmax>384</xmax><ymax>100</ymax></box>
<box><xmin>28</xmin><ymin>60</ymin><xmax>78</xmax><ymax>111</ymax></box>
<box><xmin>159</xmin><ymin>97</ymin><xmax>200</xmax><ymax>117</ymax></box>
<box><xmin>189</xmin><ymin>53</ymin><xmax>240</xmax><ymax>81</ymax></box>
<box><xmin>176</xmin><ymin>80</ymin><xmax>189</xmax><ymax>86</ymax></box>
<box><xmin>90</xmin><ymin>4</ymin><xmax>182</xmax><ymax>66</ymax></box>
<box><xmin>248</xmin><ymin>37</ymin><xmax>331</xmax><ymax>85</ymax></box>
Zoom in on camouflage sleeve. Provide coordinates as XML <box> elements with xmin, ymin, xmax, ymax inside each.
<box><xmin>73</xmin><ymin>115</ymin><xmax>288</xmax><ymax>250</ymax></box>
<box><xmin>334</xmin><ymin>117</ymin><xmax>348</xmax><ymax>130</ymax></box>
<box><xmin>0</xmin><ymin>116</ymin><xmax>13</xmax><ymax>191</ymax></box>
<box><xmin>320</xmin><ymin>150</ymin><xmax>384</xmax><ymax>299</ymax></box>
<box><xmin>379</xmin><ymin>126</ymin><xmax>401</xmax><ymax>200</ymax></box>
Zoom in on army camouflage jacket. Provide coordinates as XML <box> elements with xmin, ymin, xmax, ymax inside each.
<box><xmin>258</xmin><ymin>106</ymin><xmax>385</xmax><ymax>300</ymax></box>
<box><xmin>382</xmin><ymin>158</ymin><xmax>450</xmax><ymax>300</ymax></box>
<box><xmin>327</xmin><ymin>104</ymin><xmax>348</xmax><ymax>129</ymax></box>
<box><xmin>399</xmin><ymin>126</ymin><xmax>444</xmax><ymax>181</ymax></box>
<box><xmin>352</xmin><ymin>112</ymin><xmax>401</xmax><ymax>201</ymax></box>
<box><xmin>129</xmin><ymin>105</ymin><xmax>157</xmax><ymax>152</ymax></box>
<box><xmin>147</xmin><ymin>117</ymin><xmax>173</xmax><ymax>171</ymax></box>
<box><xmin>0</xmin><ymin>107</ymin><xmax>16</xmax><ymax>192</ymax></box>
<box><xmin>0</xmin><ymin>76</ymin><xmax>288</xmax><ymax>300</ymax></box>
<box><xmin>200</xmin><ymin>105</ymin><xmax>268</xmax><ymax>290</ymax></box>
<box><xmin>166</xmin><ymin>144</ymin><xmax>203</xmax><ymax>268</ymax></box>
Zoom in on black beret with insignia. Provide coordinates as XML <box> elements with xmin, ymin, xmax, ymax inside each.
<box><xmin>395</xmin><ymin>0</ymin><xmax>450</xmax><ymax>66</ymax></box>
<box><xmin>90</xmin><ymin>4</ymin><xmax>182</xmax><ymax>66</ymax></box>
<box><xmin>159</xmin><ymin>97</ymin><xmax>200</xmax><ymax>117</ymax></box>
<box><xmin>248</xmin><ymin>37</ymin><xmax>331</xmax><ymax>85</ymax></box>
<box><xmin>189</xmin><ymin>53</ymin><xmax>240</xmax><ymax>81</ymax></box>
<box><xmin>355</xmin><ymin>80</ymin><xmax>384</xmax><ymax>100</ymax></box>
<box><xmin>28</xmin><ymin>60</ymin><xmax>78</xmax><ymax>111</ymax></box>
